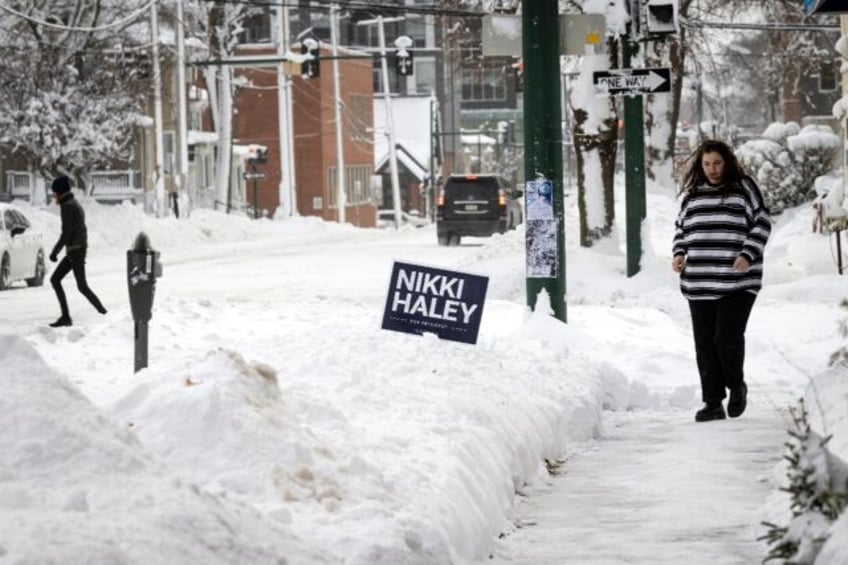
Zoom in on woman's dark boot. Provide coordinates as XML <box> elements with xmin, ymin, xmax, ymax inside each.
<box><xmin>695</xmin><ymin>402</ymin><xmax>726</xmax><ymax>422</ymax></box>
<box><xmin>727</xmin><ymin>383</ymin><xmax>748</xmax><ymax>418</ymax></box>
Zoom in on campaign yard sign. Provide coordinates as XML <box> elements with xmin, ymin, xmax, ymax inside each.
<box><xmin>382</xmin><ymin>261</ymin><xmax>489</xmax><ymax>345</ymax></box>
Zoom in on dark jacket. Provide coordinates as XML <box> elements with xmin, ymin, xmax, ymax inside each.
<box><xmin>52</xmin><ymin>192</ymin><xmax>88</xmax><ymax>257</ymax></box>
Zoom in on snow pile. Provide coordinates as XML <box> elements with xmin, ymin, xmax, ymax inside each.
<box><xmin>0</xmin><ymin>334</ymin><xmax>333</xmax><ymax>565</ymax></box>
<box><xmin>99</xmin><ymin>303</ymin><xmax>609</xmax><ymax>563</ymax></box>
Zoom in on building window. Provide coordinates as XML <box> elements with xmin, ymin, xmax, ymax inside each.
<box><xmin>405</xmin><ymin>17</ymin><xmax>427</xmax><ymax>48</ymax></box>
<box><xmin>374</xmin><ymin>65</ymin><xmax>401</xmax><ymax>94</ymax></box>
<box><xmin>414</xmin><ymin>59</ymin><xmax>436</xmax><ymax>94</ymax></box>
<box><xmin>461</xmin><ymin>66</ymin><xmax>508</xmax><ymax>103</ymax></box>
<box><xmin>349</xmin><ymin>94</ymin><xmax>373</xmax><ymax>140</ymax></box>
<box><xmin>240</xmin><ymin>7</ymin><xmax>272</xmax><ymax>44</ymax></box>
<box><xmin>328</xmin><ymin>165</ymin><xmax>375</xmax><ymax>206</ymax></box>
<box><xmin>819</xmin><ymin>65</ymin><xmax>837</xmax><ymax>92</ymax></box>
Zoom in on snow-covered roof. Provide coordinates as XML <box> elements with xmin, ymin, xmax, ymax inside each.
<box><xmin>461</xmin><ymin>133</ymin><xmax>497</xmax><ymax>146</ymax></box>
<box><xmin>375</xmin><ymin>144</ymin><xmax>429</xmax><ymax>181</ymax></box>
<box><xmin>373</xmin><ymin>96</ymin><xmax>433</xmax><ymax>176</ymax></box>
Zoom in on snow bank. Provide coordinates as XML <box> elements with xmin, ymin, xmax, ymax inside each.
<box><xmin>0</xmin><ymin>335</ymin><xmax>332</xmax><ymax>564</ymax></box>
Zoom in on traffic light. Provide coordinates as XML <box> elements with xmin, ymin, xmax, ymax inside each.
<box><xmin>512</xmin><ymin>61</ymin><xmax>523</xmax><ymax>92</ymax></box>
<box><xmin>301</xmin><ymin>38</ymin><xmax>320</xmax><ymax>78</ymax></box>
<box><xmin>644</xmin><ymin>0</ymin><xmax>677</xmax><ymax>35</ymax></box>
<box><xmin>247</xmin><ymin>144</ymin><xmax>268</xmax><ymax>165</ymax></box>
<box><xmin>395</xmin><ymin>50</ymin><xmax>414</xmax><ymax>77</ymax></box>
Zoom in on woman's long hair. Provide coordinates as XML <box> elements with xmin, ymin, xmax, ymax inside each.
<box><xmin>679</xmin><ymin>139</ymin><xmax>747</xmax><ymax>194</ymax></box>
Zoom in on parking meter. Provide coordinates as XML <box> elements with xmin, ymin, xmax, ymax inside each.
<box><xmin>127</xmin><ymin>232</ymin><xmax>163</xmax><ymax>372</ymax></box>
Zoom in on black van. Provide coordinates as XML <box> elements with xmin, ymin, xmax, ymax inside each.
<box><xmin>436</xmin><ymin>174</ymin><xmax>523</xmax><ymax>246</ymax></box>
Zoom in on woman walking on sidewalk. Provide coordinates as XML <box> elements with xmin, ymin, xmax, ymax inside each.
<box><xmin>672</xmin><ymin>140</ymin><xmax>772</xmax><ymax>422</ymax></box>
<box><xmin>48</xmin><ymin>175</ymin><xmax>107</xmax><ymax>327</ymax></box>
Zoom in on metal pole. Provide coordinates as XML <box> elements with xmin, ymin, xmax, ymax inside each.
<box><xmin>377</xmin><ymin>16</ymin><xmax>404</xmax><ymax>229</ymax></box>
<box><xmin>623</xmin><ymin>30</ymin><xmax>646</xmax><ymax>277</ymax></box>
<box><xmin>150</xmin><ymin>0</ymin><xmax>166</xmax><ymax>217</ymax></box>
<box><xmin>176</xmin><ymin>0</ymin><xmax>189</xmax><ymax>215</ymax></box>
<box><xmin>277</xmin><ymin>4</ymin><xmax>295</xmax><ymax>217</ymax></box>
<box><xmin>331</xmin><ymin>5</ymin><xmax>347</xmax><ymax>224</ymax></box>
<box><xmin>252</xmin><ymin>164</ymin><xmax>259</xmax><ymax>218</ymax></box>
<box><xmin>522</xmin><ymin>0</ymin><xmax>566</xmax><ymax>322</ymax></box>
<box><xmin>134</xmin><ymin>321</ymin><xmax>149</xmax><ymax>373</ymax></box>
<box><xmin>428</xmin><ymin>94</ymin><xmax>435</xmax><ymax>221</ymax></box>
<box><xmin>277</xmin><ymin>4</ymin><xmax>292</xmax><ymax>217</ymax></box>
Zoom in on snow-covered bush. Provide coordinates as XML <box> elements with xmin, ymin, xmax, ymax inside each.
<box><xmin>832</xmin><ymin>299</ymin><xmax>848</xmax><ymax>367</ymax></box>
<box><xmin>737</xmin><ymin>123</ymin><xmax>840</xmax><ymax>215</ymax></box>
<box><xmin>760</xmin><ymin>399</ymin><xmax>848</xmax><ymax>563</ymax></box>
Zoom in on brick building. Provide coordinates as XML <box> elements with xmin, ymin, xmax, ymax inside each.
<box><xmin>233</xmin><ymin>43</ymin><xmax>376</xmax><ymax>225</ymax></box>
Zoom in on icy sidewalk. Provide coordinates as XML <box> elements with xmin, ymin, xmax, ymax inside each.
<box><xmin>484</xmin><ymin>390</ymin><xmax>787</xmax><ymax>565</ymax></box>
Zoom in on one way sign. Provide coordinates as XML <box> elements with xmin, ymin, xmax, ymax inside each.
<box><xmin>593</xmin><ymin>67</ymin><xmax>671</xmax><ymax>96</ymax></box>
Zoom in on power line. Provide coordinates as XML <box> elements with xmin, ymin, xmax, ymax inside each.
<box><xmin>198</xmin><ymin>0</ymin><xmax>485</xmax><ymax>18</ymax></box>
<box><xmin>683</xmin><ymin>20</ymin><xmax>840</xmax><ymax>32</ymax></box>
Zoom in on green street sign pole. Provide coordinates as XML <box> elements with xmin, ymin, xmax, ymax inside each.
<box><xmin>623</xmin><ymin>31</ymin><xmax>646</xmax><ymax>277</ymax></box>
<box><xmin>523</xmin><ymin>0</ymin><xmax>566</xmax><ymax>322</ymax></box>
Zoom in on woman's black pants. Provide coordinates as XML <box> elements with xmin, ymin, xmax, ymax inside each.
<box><xmin>688</xmin><ymin>291</ymin><xmax>757</xmax><ymax>404</ymax></box>
<box><xmin>50</xmin><ymin>248</ymin><xmax>106</xmax><ymax>318</ymax></box>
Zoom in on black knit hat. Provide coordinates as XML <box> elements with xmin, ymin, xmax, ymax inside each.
<box><xmin>51</xmin><ymin>175</ymin><xmax>71</xmax><ymax>194</ymax></box>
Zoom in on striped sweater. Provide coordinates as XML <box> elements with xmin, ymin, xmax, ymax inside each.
<box><xmin>672</xmin><ymin>177</ymin><xmax>772</xmax><ymax>300</ymax></box>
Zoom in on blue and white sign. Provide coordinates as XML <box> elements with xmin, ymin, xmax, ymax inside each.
<box><xmin>526</xmin><ymin>179</ymin><xmax>554</xmax><ymax>220</ymax></box>
<box><xmin>382</xmin><ymin>261</ymin><xmax>489</xmax><ymax>345</ymax></box>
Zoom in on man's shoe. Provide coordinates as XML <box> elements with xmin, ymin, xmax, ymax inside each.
<box><xmin>48</xmin><ymin>316</ymin><xmax>72</xmax><ymax>328</ymax></box>
<box><xmin>728</xmin><ymin>383</ymin><xmax>748</xmax><ymax>418</ymax></box>
<box><xmin>695</xmin><ymin>403</ymin><xmax>726</xmax><ymax>422</ymax></box>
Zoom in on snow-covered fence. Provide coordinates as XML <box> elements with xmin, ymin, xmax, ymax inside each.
<box><xmin>2</xmin><ymin>169</ymin><xmax>143</xmax><ymax>204</ymax></box>
<box><xmin>812</xmin><ymin>174</ymin><xmax>848</xmax><ymax>234</ymax></box>
<box><xmin>88</xmin><ymin>170</ymin><xmax>143</xmax><ymax>203</ymax></box>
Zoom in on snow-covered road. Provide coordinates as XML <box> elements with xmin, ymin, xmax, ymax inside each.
<box><xmin>2</xmin><ymin>197</ymin><xmax>846</xmax><ymax>564</ymax></box>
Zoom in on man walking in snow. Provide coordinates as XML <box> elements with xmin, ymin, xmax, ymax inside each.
<box><xmin>48</xmin><ymin>175</ymin><xmax>107</xmax><ymax>327</ymax></box>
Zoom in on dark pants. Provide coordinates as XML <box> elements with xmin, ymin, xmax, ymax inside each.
<box><xmin>688</xmin><ymin>291</ymin><xmax>757</xmax><ymax>404</ymax></box>
<box><xmin>51</xmin><ymin>248</ymin><xmax>106</xmax><ymax>318</ymax></box>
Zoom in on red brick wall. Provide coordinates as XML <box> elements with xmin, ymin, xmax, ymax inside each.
<box><xmin>233</xmin><ymin>49</ymin><xmax>282</xmax><ymax>216</ymax></box>
<box><xmin>233</xmin><ymin>45</ymin><xmax>376</xmax><ymax>226</ymax></box>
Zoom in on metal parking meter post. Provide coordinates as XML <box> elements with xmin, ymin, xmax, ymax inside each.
<box><xmin>251</xmin><ymin>164</ymin><xmax>259</xmax><ymax>219</ymax></box>
<box><xmin>127</xmin><ymin>232</ymin><xmax>163</xmax><ymax>373</ymax></box>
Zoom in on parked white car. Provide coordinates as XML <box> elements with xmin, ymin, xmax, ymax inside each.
<box><xmin>376</xmin><ymin>209</ymin><xmax>429</xmax><ymax>229</ymax></box>
<box><xmin>0</xmin><ymin>203</ymin><xmax>46</xmax><ymax>290</ymax></box>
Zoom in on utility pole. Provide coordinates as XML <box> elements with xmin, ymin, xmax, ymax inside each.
<box><xmin>624</xmin><ymin>1</ymin><xmax>646</xmax><ymax>278</ymax></box>
<box><xmin>150</xmin><ymin>0</ymin><xmax>166</xmax><ymax>218</ymax></box>
<box><xmin>276</xmin><ymin>4</ymin><xmax>296</xmax><ymax>217</ymax></box>
<box><xmin>428</xmin><ymin>93</ymin><xmax>436</xmax><ymax>222</ymax></box>
<box><xmin>522</xmin><ymin>0</ymin><xmax>566</xmax><ymax>322</ymax></box>
<box><xmin>331</xmin><ymin>5</ymin><xmax>346</xmax><ymax>224</ymax></box>
<box><xmin>360</xmin><ymin>15</ymin><xmax>404</xmax><ymax>229</ymax></box>
<box><xmin>176</xmin><ymin>0</ymin><xmax>189</xmax><ymax>217</ymax></box>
